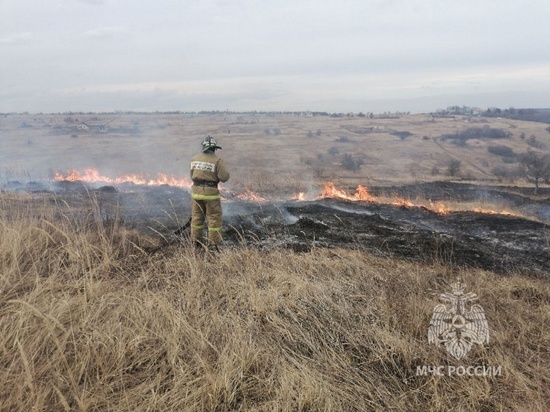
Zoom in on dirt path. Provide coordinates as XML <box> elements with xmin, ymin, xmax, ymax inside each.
<box><xmin>433</xmin><ymin>137</ymin><xmax>491</xmax><ymax>177</ymax></box>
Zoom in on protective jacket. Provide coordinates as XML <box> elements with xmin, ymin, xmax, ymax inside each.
<box><xmin>190</xmin><ymin>151</ymin><xmax>230</xmax><ymax>199</ymax></box>
<box><xmin>189</xmin><ymin>151</ymin><xmax>230</xmax><ymax>245</ymax></box>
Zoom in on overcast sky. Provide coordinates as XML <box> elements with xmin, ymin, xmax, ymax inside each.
<box><xmin>1</xmin><ymin>0</ymin><xmax>549</xmax><ymax>113</ymax></box>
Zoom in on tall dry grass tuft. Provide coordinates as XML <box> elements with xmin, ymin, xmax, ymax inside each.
<box><xmin>0</xmin><ymin>194</ymin><xmax>548</xmax><ymax>411</ymax></box>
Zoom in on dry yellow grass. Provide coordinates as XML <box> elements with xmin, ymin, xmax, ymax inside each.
<box><xmin>2</xmin><ymin>113</ymin><xmax>550</xmax><ymax>191</ymax></box>
<box><xmin>0</xmin><ymin>194</ymin><xmax>548</xmax><ymax>411</ymax></box>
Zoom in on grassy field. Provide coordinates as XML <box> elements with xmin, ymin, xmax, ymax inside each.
<box><xmin>1</xmin><ymin>113</ymin><xmax>549</xmax><ymax>410</ymax></box>
<box><xmin>0</xmin><ymin>194</ymin><xmax>549</xmax><ymax>411</ymax></box>
<box><xmin>1</xmin><ymin>112</ymin><xmax>550</xmax><ymax>194</ymax></box>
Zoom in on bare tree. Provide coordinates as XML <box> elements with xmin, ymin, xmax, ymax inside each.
<box><xmin>341</xmin><ymin>154</ymin><xmax>364</xmax><ymax>173</ymax></box>
<box><xmin>312</xmin><ymin>162</ymin><xmax>325</xmax><ymax>178</ymax></box>
<box><xmin>447</xmin><ymin>159</ymin><xmax>462</xmax><ymax>177</ymax></box>
<box><xmin>520</xmin><ymin>151</ymin><xmax>550</xmax><ymax>194</ymax></box>
<box><xmin>308</xmin><ymin>154</ymin><xmax>325</xmax><ymax>177</ymax></box>
<box><xmin>328</xmin><ymin>146</ymin><xmax>340</xmax><ymax>157</ymax></box>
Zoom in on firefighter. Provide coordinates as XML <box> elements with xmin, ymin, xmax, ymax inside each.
<box><xmin>189</xmin><ymin>135</ymin><xmax>230</xmax><ymax>248</ymax></box>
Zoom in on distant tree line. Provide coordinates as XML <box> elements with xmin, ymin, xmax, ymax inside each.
<box><xmin>433</xmin><ymin>106</ymin><xmax>481</xmax><ymax>116</ymax></box>
<box><xmin>482</xmin><ymin>108</ymin><xmax>550</xmax><ymax>124</ymax></box>
<box><xmin>440</xmin><ymin>126</ymin><xmax>511</xmax><ymax>146</ymax></box>
<box><xmin>430</xmin><ymin>106</ymin><xmax>550</xmax><ymax>124</ymax></box>
<box><xmin>487</xmin><ymin>144</ymin><xmax>516</xmax><ymax>158</ymax></box>
<box><xmin>1</xmin><ymin>110</ymin><xmax>412</xmax><ymax>118</ymax></box>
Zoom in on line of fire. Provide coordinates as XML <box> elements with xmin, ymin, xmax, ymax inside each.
<box><xmin>53</xmin><ymin>168</ymin><xmax>518</xmax><ymax>216</ymax></box>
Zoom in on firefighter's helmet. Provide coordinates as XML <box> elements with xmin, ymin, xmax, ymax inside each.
<box><xmin>201</xmin><ymin>135</ymin><xmax>222</xmax><ymax>152</ymax></box>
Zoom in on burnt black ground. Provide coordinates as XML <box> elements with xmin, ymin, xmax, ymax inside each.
<box><xmin>3</xmin><ymin>180</ymin><xmax>549</xmax><ymax>277</ymax></box>
<box><xmin>370</xmin><ymin>181</ymin><xmax>550</xmax><ymax>222</ymax></box>
<box><xmin>222</xmin><ymin>199</ymin><xmax>549</xmax><ymax>277</ymax></box>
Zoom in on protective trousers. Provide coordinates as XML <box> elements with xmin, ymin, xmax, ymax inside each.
<box><xmin>191</xmin><ymin>198</ymin><xmax>223</xmax><ymax>245</ymax></box>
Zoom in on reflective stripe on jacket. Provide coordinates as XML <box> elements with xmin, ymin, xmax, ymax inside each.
<box><xmin>189</xmin><ymin>151</ymin><xmax>230</xmax><ymax>199</ymax></box>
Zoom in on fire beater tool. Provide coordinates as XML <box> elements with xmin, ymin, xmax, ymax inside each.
<box><xmin>174</xmin><ymin>216</ymin><xmax>192</xmax><ymax>236</ymax></box>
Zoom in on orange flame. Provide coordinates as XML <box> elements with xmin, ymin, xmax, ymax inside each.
<box><xmin>392</xmin><ymin>197</ymin><xmax>416</xmax><ymax>208</ymax></box>
<box><xmin>54</xmin><ymin>168</ymin><xmax>192</xmax><ymax>188</ymax></box>
<box><xmin>55</xmin><ymin>169</ymin><xmax>270</xmax><ymax>202</ymax></box>
<box><xmin>293</xmin><ymin>182</ymin><xmax>518</xmax><ymax>217</ymax></box>
<box><xmin>428</xmin><ymin>201</ymin><xmax>451</xmax><ymax>215</ymax></box>
<box><xmin>320</xmin><ymin>182</ymin><xmax>376</xmax><ymax>202</ymax></box>
<box><xmin>471</xmin><ymin>207</ymin><xmax>515</xmax><ymax>216</ymax></box>
<box><xmin>234</xmin><ymin>188</ymin><xmax>268</xmax><ymax>202</ymax></box>
<box><xmin>53</xmin><ymin>171</ymin><xmax>519</xmax><ymax>216</ymax></box>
